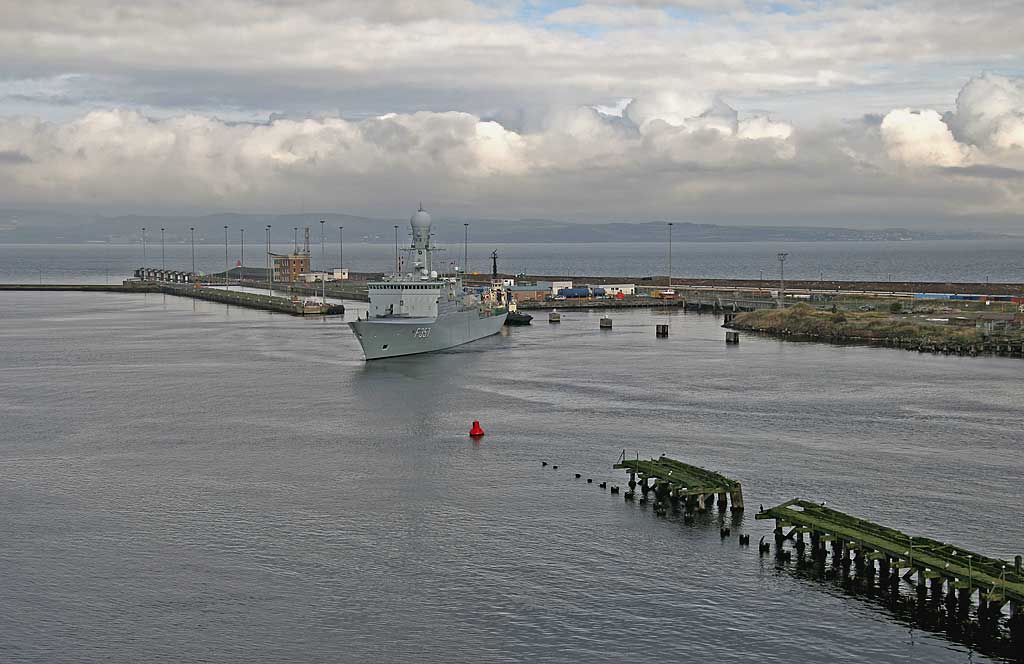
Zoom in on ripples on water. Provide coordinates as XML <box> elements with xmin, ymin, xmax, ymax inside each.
<box><xmin>0</xmin><ymin>292</ymin><xmax>1021</xmax><ymax>663</ymax></box>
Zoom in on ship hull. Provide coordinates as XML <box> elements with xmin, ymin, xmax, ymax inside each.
<box><xmin>349</xmin><ymin>310</ymin><xmax>507</xmax><ymax>360</ymax></box>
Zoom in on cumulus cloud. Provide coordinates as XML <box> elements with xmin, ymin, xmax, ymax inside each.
<box><xmin>2</xmin><ymin>66</ymin><xmax>1024</xmax><ymax>226</ymax></box>
<box><xmin>949</xmin><ymin>73</ymin><xmax>1024</xmax><ymax>151</ymax></box>
<box><xmin>880</xmin><ymin>108</ymin><xmax>969</xmax><ymax>167</ymax></box>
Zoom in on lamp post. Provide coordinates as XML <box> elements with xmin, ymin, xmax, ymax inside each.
<box><xmin>240</xmin><ymin>227</ymin><xmax>245</xmax><ymax>280</ymax></box>
<box><xmin>141</xmin><ymin>227</ymin><xmax>147</xmax><ymax>275</ymax></box>
<box><xmin>160</xmin><ymin>227</ymin><xmax>165</xmax><ymax>270</ymax></box>
<box><xmin>667</xmin><ymin>222</ymin><xmax>673</xmax><ymax>290</ymax></box>
<box><xmin>223</xmin><ymin>225</ymin><xmax>229</xmax><ymax>287</ymax></box>
<box><xmin>294</xmin><ymin>226</ymin><xmax>298</xmax><ymax>253</ymax></box>
<box><xmin>394</xmin><ymin>224</ymin><xmax>399</xmax><ymax>274</ymax></box>
<box><xmin>463</xmin><ymin>222</ymin><xmax>469</xmax><ymax>274</ymax></box>
<box><xmin>338</xmin><ymin>226</ymin><xmax>344</xmax><ymax>278</ymax></box>
<box><xmin>320</xmin><ymin>219</ymin><xmax>326</xmax><ymax>304</ymax></box>
<box><xmin>190</xmin><ymin>226</ymin><xmax>195</xmax><ymax>275</ymax></box>
<box><xmin>266</xmin><ymin>225</ymin><xmax>272</xmax><ymax>295</ymax></box>
<box><xmin>777</xmin><ymin>252</ymin><xmax>788</xmax><ymax>307</ymax></box>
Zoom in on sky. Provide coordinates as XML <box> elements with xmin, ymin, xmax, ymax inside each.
<box><xmin>1</xmin><ymin>0</ymin><xmax>1024</xmax><ymax>229</ymax></box>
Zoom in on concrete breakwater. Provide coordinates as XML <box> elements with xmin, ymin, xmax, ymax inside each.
<box><xmin>0</xmin><ymin>282</ymin><xmax>344</xmax><ymax>316</ymax></box>
<box><xmin>160</xmin><ymin>284</ymin><xmax>344</xmax><ymax>316</ymax></box>
<box><xmin>0</xmin><ymin>283</ymin><xmax>160</xmax><ymax>293</ymax></box>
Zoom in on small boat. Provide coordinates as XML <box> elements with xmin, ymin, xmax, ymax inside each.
<box><xmin>505</xmin><ymin>310</ymin><xmax>533</xmax><ymax>325</ymax></box>
<box><xmin>504</xmin><ymin>296</ymin><xmax>533</xmax><ymax>325</ymax></box>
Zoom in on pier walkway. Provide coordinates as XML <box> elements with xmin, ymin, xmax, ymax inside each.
<box><xmin>756</xmin><ymin>500</ymin><xmax>1023</xmax><ymax>612</ymax></box>
<box><xmin>613</xmin><ymin>454</ymin><xmax>744</xmax><ymax>512</ymax></box>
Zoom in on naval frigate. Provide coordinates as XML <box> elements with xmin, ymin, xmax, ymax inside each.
<box><xmin>348</xmin><ymin>207</ymin><xmax>508</xmax><ymax>360</ymax></box>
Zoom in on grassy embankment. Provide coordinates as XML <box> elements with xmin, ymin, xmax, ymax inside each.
<box><xmin>730</xmin><ymin>303</ymin><xmax>1010</xmax><ymax>345</ymax></box>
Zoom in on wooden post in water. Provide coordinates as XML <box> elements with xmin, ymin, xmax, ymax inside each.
<box><xmin>729</xmin><ymin>484</ymin><xmax>744</xmax><ymax>511</ymax></box>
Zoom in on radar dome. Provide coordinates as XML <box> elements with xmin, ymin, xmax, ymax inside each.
<box><xmin>410</xmin><ymin>206</ymin><xmax>431</xmax><ymax>230</ymax></box>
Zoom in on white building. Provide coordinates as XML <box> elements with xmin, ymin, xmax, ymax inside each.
<box><xmin>598</xmin><ymin>283</ymin><xmax>636</xmax><ymax>296</ymax></box>
<box><xmin>536</xmin><ymin>280</ymin><xmax>573</xmax><ymax>295</ymax></box>
<box><xmin>299</xmin><ymin>268</ymin><xmax>350</xmax><ymax>283</ymax></box>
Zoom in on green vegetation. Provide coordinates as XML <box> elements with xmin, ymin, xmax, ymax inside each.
<box><xmin>731</xmin><ymin>303</ymin><xmax>1003</xmax><ymax>344</ymax></box>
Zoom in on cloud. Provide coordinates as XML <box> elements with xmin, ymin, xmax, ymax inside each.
<box><xmin>0</xmin><ymin>67</ymin><xmax>1019</xmax><ymax>226</ymax></box>
<box><xmin>880</xmin><ymin>108</ymin><xmax>969</xmax><ymax>167</ymax></box>
<box><xmin>3</xmin><ymin>0</ymin><xmax>1024</xmax><ymax>128</ymax></box>
<box><xmin>545</xmin><ymin>4</ymin><xmax>672</xmax><ymax>27</ymax></box>
<box><xmin>949</xmin><ymin>73</ymin><xmax>1024</xmax><ymax>151</ymax></box>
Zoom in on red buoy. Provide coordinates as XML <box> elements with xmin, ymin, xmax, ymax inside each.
<box><xmin>469</xmin><ymin>420</ymin><xmax>485</xmax><ymax>437</ymax></box>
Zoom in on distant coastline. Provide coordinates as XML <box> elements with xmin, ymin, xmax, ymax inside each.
<box><xmin>0</xmin><ymin>208</ymin><xmax>1009</xmax><ymax>244</ymax></box>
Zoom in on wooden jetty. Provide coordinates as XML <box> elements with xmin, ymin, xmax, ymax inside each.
<box><xmin>756</xmin><ymin>500</ymin><xmax>1024</xmax><ymax>623</ymax></box>
<box><xmin>613</xmin><ymin>454</ymin><xmax>744</xmax><ymax>512</ymax></box>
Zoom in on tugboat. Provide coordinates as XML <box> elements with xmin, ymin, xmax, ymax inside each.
<box><xmin>504</xmin><ymin>298</ymin><xmax>533</xmax><ymax>325</ymax></box>
<box><xmin>348</xmin><ymin>207</ymin><xmax>507</xmax><ymax>359</ymax></box>
<box><xmin>488</xmin><ymin>250</ymin><xmax>532</xmax><ymax>325</ymax></box>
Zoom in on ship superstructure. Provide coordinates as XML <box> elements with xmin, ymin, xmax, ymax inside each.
<box><xmin>348</xmin><ymin>207</ymin><xmax>507</xmax><ymax>360</ymax></box>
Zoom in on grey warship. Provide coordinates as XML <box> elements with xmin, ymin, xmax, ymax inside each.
<box><xmin>348</xmin><ymin>207</ymin><xmax>508</xmax><ymax>360</ymax></box>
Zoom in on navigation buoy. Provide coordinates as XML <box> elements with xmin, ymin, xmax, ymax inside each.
<box><xmin>469</xmin><ymin>421</ymin><xmax>485</xmax><ymax>437</ymax></box>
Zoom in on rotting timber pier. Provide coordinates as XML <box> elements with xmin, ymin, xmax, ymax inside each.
<box><xmin>613</xmin><ymin>454</ymin><xmax>744</xmax><ymax>513</ymax></box>
<box><xmin>757</xmin><ymin>500</ymin><xmax>1024</xmax><ymax>627</ymax></box>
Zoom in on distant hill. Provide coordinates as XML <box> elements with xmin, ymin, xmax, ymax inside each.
<box><xmin>0</xmin><ymin>209</ymin><xmax>1006</xmax><ymax>244</ymax></box>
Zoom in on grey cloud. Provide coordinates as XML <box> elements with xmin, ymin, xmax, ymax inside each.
<box><xmin>0</xmin><ymin>149</ymin><xmax>31</xmax><ymax>163</ymax></box>
<box><xmin>0</xmin><ymin>76</ymin><xmax>1021</xmax><ymax>231</ymax></box>
<box><xmin>942</xmin><ymin>165</ymin><xmax>1024</xmax><ymax>179</ymax></box>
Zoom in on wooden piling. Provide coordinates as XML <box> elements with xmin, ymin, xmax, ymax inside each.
<box><xmin>599</xmin><ymin>316</ymin><xmax>613</xmax><ymax>329</ymax></box>
<box><xmin>656</xmin><ymin>324</ymin><xmax>669</xmax><ymax>337</ymax></box>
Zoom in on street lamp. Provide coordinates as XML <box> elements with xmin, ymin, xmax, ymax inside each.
<box><xmin>777</xmin><ymin>252</ymin><xmax>788</xmax><ymax>307</ymax></box>
<box><xmin>223</xmin><ymin>225</ymin><xmax>229</xmax><ymax>287</ymax></box>
<box><xmin>463</xmin><ymin>222</ymin><xmax>469</xmax><ymax>274</ymax></box>
<box><xmin>190</xmin><ymin>226</ymin><xmax>195</xmax><ymax>275</ymax></box>
<box><xmin>667</xmin><ymin>222</ymin><xmax>674</xmax><ymax>290</ymax></box>
<box><xmin>320</xmin><ymin>219</ymin><xmax>326</xmax><ymax>304</ymax></box>
<box><xmin>338</xmin><ymin>226</ymin><xmax>344</xmax><ymax>278</ymax></box>
<box><xmin>394</xmin><ymin>224</ymin><xmax>399</xmax><ymax>274</ymax></box>
<box><xmin>141</xmin><ymin>227</ymin><xmax>147</xmax><ymax>275</ymax></box>
<box><xmin>294</xmin><ymin>226</ymin><xmax>298</xmax><ymax>253</ymax></box>
<box><xmin>266</xmin><ymin>225</ymin><xmax>273</xmax><ymax>295</ymax></box>
<box><xmin>160</xmin><ymin>227</ymin><xmax>165</xmax><ymax>270</ymax></box>
<box><xmin>240</xmin><ymin>227</ymin><xmax>245</xmax><ymax>280</ymax></box>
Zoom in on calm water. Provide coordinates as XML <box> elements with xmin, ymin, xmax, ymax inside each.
<box><xmin>4</xmin><ymin>239</ymin><xmax>1024</xmax><ymax>284</ymax></box>
<box><xmin>1</xmin><ymin>291</ymin><xmax>1021</xmax><ymax>663</ymax></box>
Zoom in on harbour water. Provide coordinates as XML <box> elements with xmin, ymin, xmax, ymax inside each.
<box><xmin>4</xmin><ymin>238</ymin><xmax>1024</xmax><ymax>284</ymax></box>
<box><xmin>1</xmin><ymin>291</ymin><xmax>1021</xmax><ymax>662</ymax></box>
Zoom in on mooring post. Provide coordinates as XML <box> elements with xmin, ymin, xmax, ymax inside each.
<box><xmin>729</xmin><ymin>484</ymin><xmax>744</xmax><ymax>512</ymax></box>
<box><xmin>717</xmin><ymin>492</ymin><xmax>727</xmax><ymax>510</ymax></box>
<box><xmin>1010</xmin><ymin>602</ymin><xmax>1024</xmax><ymax>650</ymax></box>
<box><xmin>697</xmin><ymin>494</ymin><xmax>707</xmax><ymax>511</ymax></box>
